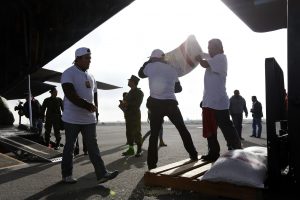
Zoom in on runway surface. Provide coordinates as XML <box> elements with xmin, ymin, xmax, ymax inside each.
<box><xmin>0</xmin><ymin>121</ymin><xmax>269</xmax><ymax>200</ymax></box>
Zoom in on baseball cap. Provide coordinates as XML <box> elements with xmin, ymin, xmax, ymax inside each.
<box><xmin>150</xmin><ymin>49</ymin><xmax>164</xmax><ymax>58</ymax></box>
<box><xmin>75</xmin><ymin>47</ymin><xmax>91</xmax><ymax>57</ymax></box>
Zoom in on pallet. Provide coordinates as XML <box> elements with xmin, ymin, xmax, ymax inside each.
<box><xmin>144</xmin><ymin>156</ymin><xmax>263</xmax><ymax>200</ymax></box>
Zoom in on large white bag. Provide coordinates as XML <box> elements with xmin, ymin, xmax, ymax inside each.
<box><xmin>165</xmin><ymin>35</ymin><xmax>202</xmax><ymax>77</ymax></box>
<box><xmin>201</xmin><ymin>148</ymin><xmax>268</xmax><ymax>188</ymax></box>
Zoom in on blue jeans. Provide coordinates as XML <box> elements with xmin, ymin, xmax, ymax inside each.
<box><xmin>230</xmin><ymin>113</ymin><xmax>243</xmax><ymax>138</ymax></box>
<box><xmin>32</xmin><ymin>118</ymin><xmax>43</xmax><ymax>135</ymax></box>
<box><xmin>61</xmin><ymin>122</ymin><xmax>107</xmax><ymax>179</ymax></box>
<box><xmin>252</xmin><ymin>117</ymin><xmax>262</xmax><ymax>137</ymax></box>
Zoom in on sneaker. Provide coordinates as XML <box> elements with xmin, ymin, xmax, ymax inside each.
<box><xmin>97</xmin><ymin>170</ymin><xmax>119</xmax><ymax>184</ymax></box>
<box><xmin>62</xmin><ymin>176</ymin><xmax>77</xmax><ymax>184</ymax></box>
<box><xmin>201</xmin><ymin>154</ymin><xmax>219</xmax><ymax>162</ymax></box>
<box><xmin>122</xmin><ymin>148</ymin><xmax>134</xmax><ymax>156</ymax></box>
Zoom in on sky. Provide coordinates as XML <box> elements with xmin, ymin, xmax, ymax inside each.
<box><xmin>8</xmin><ymin>0</ymin><xmax>287</xmax><ymax>123</ymax></box>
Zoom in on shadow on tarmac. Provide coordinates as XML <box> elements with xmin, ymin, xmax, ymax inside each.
<box><xmin>0</xmin><ymin>162</ymin><xmax>58</xmax><ymax>185</ymax></box>
<box><xmin>24</xmin><ymin>181</ymin><xmax>111</xmax><ymax>200</ymax></box>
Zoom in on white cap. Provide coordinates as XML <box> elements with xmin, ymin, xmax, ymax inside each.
<box><xmin>75</xmin><ymin>47</ymin><xmax>91</xmax><ymax>57</ymax></box>
<box><xmin>150</xmin><ymin>49</ymin><xmax>164</xmax><ymax>58</ymax></box>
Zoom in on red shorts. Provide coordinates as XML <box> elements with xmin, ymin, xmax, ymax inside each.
<box><xmin>202</xmin><ymin>107</ymin><xmax>217</xmax><ymax>138</ymax></box>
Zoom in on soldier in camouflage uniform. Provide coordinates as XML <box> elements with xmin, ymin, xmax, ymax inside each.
<box><xmin>120</xmin><ymin>75</ymin><xmax>144</xmax><ymax>157</ymax></box>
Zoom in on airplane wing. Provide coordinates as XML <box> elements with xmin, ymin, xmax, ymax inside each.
<box><xmin>1</xmin><ymin>80</ymin><xmax>55</xmax><ymax>100</ymax></box>
<box><xmin>31</xmin><ymin>68</ymin><xmax>121</xmax><ymax>90</ymax></box>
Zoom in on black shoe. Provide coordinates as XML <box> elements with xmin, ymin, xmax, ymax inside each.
<box><xmin>135</xmin><ymin>150</ymin><xmax>143</xmax><ymax>157</ymax></box>
<box><xmin>256</xmin><ymin>136</ymin><xmax>261</xmax><ymax>138</ymax></box>
<box><xmin>190</xmin><ymin>154</ymin><xmax>198</xmax><ymax>161</ymax></box>
<box><xmin>201</xmin><ymin>154</ymin><xmax>219</xmax><ymax>162</ymax></box>
<box><xmin>250</xmin><ymin>135</ymin><xmax>256</xmax><ymax>137</ymax></box>
<box><xmin>97</xmin><ymin>170</ymin><xmax>119</xmax><ymax>184</ymax></box>
<box><xmin>83</xmin><ymin>151</ymin><xmax>88</xmax><ymax>155</ymax></box>
<box><xmin>54</xmin><ymin>146</ymin><xmax>60</xmax><ymax>150</ymax></box>
<box><xmin>159</xmin><ymin>142</ymin><xmax>167</xmax><ymax>147</ymax></box>
<box><xmin>240</xmin><ymin>137</ymin><xmax>245</xmax><ymax>141</ymax></box>
<box><xmin>74</xmin><ymin>149</ymin><xmax>79</xmax><ymax>156</ymax></box>
<box><xmin>148</xmin><ymin>165</ymin><xmax>156</xmax><ymax>170</ymax></box>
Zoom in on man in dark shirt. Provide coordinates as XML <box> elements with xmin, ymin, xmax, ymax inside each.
<box><xmin>41</xmin><ymin>87</ymin><xmax>64</xmax><ymax>149</ymax></box>
<box><xmin>229</xmin><ymin>90</ymin><xmax>248</xmax><ymax>140</ymax></box>
<box><xmin>23</xmin><ymin>94</ymin><xmax>43</xmax><ymax>135</ymax></box>
<box><xmin>250</xmin><ymin>96</ymin><xmax>263</xmax><ymax>138</ymax></box>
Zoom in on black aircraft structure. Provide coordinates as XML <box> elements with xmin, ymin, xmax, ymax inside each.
<box><xmin>1</xmin><ymin>0</ymin><xmax>299</xmax><ymax>192</ymax></box>
<box><xmin>222</xmin><ymin>0</ymin><xmax>299</xmax><ymax>191</ymax></box>
<box><xmin>0</xmin><ymin>0</ymin><xmax>134</xmax><ymax>163</ymax></box>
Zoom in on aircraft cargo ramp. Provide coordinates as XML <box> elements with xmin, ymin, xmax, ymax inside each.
<box><xmin>0</xmin><ymin>135</ymin><xmax>62</xmax><ymax>162</ymax></box>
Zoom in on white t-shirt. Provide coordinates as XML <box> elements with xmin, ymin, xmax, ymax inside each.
<box><xmin>143</xmin><ymin>61</ymin><xmax>178</xmax><ymax>100</ymax></box>
<box><xmin>61</xmin><ymin>65</ymin><xmax>97</xmax><ymax>124</ymax></box>
<box><xmin>202</xmin><ymin>54</ymin><xmax>229</xmax><ymax>110</ymax></box>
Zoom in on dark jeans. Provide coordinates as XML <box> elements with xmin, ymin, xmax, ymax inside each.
<box><xmin>61</xmin><ymin>122</ymin><xmax>107</xmax><ymax>179</ymax></box>
<box><xmin>230</xmin><ymin>113</ymin><xmax>243</xmax><ymax>138</ymax></box>
<box><xmin>206</xmin><ymin>109</ymin><xmax>241</xmax><ymax>156</ymax></box>
<box><xmin>75</xmin><ymin>136</ymin><xmax>87</xmax><ymax>153</ymax></box>
<box><xmin>146</xmin><ymin>97</ymin><xmax>198</xmax><ymax>169</ymax></box>
<box><xmin>44</xmin><ymin>116</ymin><xmax>61</xmax><ymax>145</ymax></box>
<box><xmin>252</xmin><ymin>117</ymin><xmax>262</xmax><ymax>137</ymax></box>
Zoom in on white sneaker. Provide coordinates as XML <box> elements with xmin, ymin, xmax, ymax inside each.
<box><xmin>62</xmin><ymin>176</ymin><xmax>77</xmax><ymax>184</ymax></box>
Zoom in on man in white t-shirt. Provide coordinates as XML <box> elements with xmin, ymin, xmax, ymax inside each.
<box><xmin>195</xmin><ymin>39</ymin><xmax>241</xmax><ymax>162</ymax></box>
<box><xmin>60</xmin><ymin>47</ymin><xmax>118</xmax><ymax>184</ymax></box>
<box><xmin>139</xmin><ymin>49</ymin><xmax>198</xmax><ymax>170</ymax></box>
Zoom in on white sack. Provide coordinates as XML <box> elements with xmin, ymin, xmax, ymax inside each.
<box><xmin>165</xmin><ymin>35</ymin><xmax>202</xmax><ymax>77</ymax></box>
<box><xmin>201</xmin><ymin>149</ymin><xmax>267</xmax><ymax>188</ymax></box>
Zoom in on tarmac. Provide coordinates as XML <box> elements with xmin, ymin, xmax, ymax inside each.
<box><xmin>0</xmin><ymin>121</ymin><xmax>268</xmax><ymax>200</ymax></box>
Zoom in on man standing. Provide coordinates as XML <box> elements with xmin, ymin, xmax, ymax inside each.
<box><xmin>41</xmin><ymin>87</ymin><xmax>63</xmax><ymax>149</ymax></box>
<box><xmin>23</xmin><ymin>94</ymin><xmax>43</xmax><ymax>135</ymax></box>
<box><xmin>195</xmin><ymin>39</ymin><xmax>241</xmax><ymax>162</ymax></box>
<box><xmin>120</xmin><ymin>75</ymin><xmax>144</xmax><ymax>157</ymax></box>
<box><xmin>61</xmin><ymin>47</ymin><xmax>118</xmax><ymax>184</ymax></box>
<box><xmin>250</xmin><ymin>96</ymin><xmax>263</xmax><ymax>138</ymax></box>
<box><xmin>229</xmin><ymin>90</ymin><xmax>248</xmax><ymax>140</ymax></box>
<box><xmin>139</xmin><ymin>49</ymin><xmax>198</xmax><ymax>170</ymax></box>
